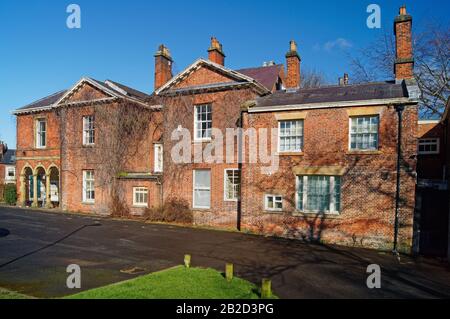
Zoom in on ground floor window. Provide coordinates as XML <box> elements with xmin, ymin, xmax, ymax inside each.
<box><xmin>296</xmin><ymin>175</ymin><xmax>341</xmax><ymax>213</ymax></box>
<box><xmin>224</xmin><ymin>169</ymin><xmax>240</xmax><ymax>201</ymax></box>
<box><xmin>264</xmin><ymin>194</ymin><xmax>283</xmax><ymax>212</ymax></box>
<box><xmin>82</xmin><ymin>170</ymin><xmax>95</xmax><ymax>203</ymax></box>
<box><xmin>193</xmin><ymin>170</ymin><xmax>211</xmax><ymax>209</ymax></box>
<box><xmin>133</xmin><ymin>187</ymin><xmax>148</xmax><ymax>207</ymax></box>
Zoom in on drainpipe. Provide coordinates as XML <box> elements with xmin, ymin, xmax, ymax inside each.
<box><xmin>393</xmin><ymin>104</ymin><xmax>405</xmax><ymax>254</ymax></box>
<box><xmin>236</xmin><ymin>109</ymin><xmax>244</xmax><ymax>231</ymax></box>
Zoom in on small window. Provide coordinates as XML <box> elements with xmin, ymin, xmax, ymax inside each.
<box><xmin>154</xmin><ymin>144</ymin><xmax>163</xmax><ymax>173</ymax></box>
<box><xmin>296</xmin><ymin>175</ymin><xmax>341</xmax><ymax>214</ymax></box>
<box><xmin>193</xmin><ymin>170</ymin><xmax>211</xmax><ymax>209</ymax></box>
<box><xmin>418</xmin><ymin>138</ymin><xmax>439</xmax><ymax>154</ymax></box>
<box><xmin>7</xmin><ymin>167</ymin><xmax>15</xmax><ymax>178</ymax></box>
<box><xmin>133</xmin><ymin>187</ymin><xmax>148</xmax><ymax>207</ymax></box>
<box><xmin>265</xmin><ymin>194</ymin><xmax>283</xmax><ymax>212</ymax></box>
<box><xmin>278</xmin><ymin>120</ymin><xmax>303</xmax><ymax>152</ymax></box>
<box><xmin>83</xmin><ymin>116</ymin><xmax>95</xmax><ymax>145</ymax></box>
<box><xmin>224</xmin><ymin>169</ymin><xmax>240</xmax><ymax>201</ymax></box>
<box><xmin>194</xmin><ymin>104</ymin><xmax>212</xmax><ymax>141</ymax></box>
<box><xmin>36</xmin><ymin>119</ymin><xmax>46</xmax><ymax>148</ymax></box>
<box><xmin>82</xmin><ymin>170</ymin><xmax>95</xmax><ymax>203</ymax></box>
<box><xmin>350</xmin><ymin>115</ymin><xmax>379</xmax><ymax>150</ymax></box>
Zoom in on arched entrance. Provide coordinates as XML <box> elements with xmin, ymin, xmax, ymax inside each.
<box><xmin>34</xmin><ymin>167</ymin><xmax>46</xmax><ymax>207</ymax></box>
<box><xmin>48</xmin><ymin>166</ymin><xmax>60</xmax><ymax>208</ymax></box>
<box><xmin>22</xmin><ymin>167</ymin><xmax>33</xmax><ymax>206</ymax></box>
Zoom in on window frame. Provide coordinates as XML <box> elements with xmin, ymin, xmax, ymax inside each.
<box><xmin>295</xmin><ymin>175</ymin><xmax>341</xmax><ymax>215</ymax></box>
<box><xmin>82</xmin><ymin>170</ymin><xmax>95</xmax><ymax>204</ymax></box>
<box><xmin>224</xmin><ymin>169</ymin><xmax>240</xmax><ymax>201</ymax></box>
<box><xmin>82</xmin><ymin>115</ymin><xmax>95</xmax><ymax>146</ymax></box>
<box><xmin>348</xmin><ymin>115</ymin><xmax>379</xmax><ymax>151</ymax></box>
<box><xmin>194</xmin><ymin>104</ymin><xmax>212</xmax><ymax>142</ymax></box>
<box><xmin>133</xmin><ymin>187</ymin><xmax>149</xmax><ymax>207</ymax></box>
<box><xmin>154</xmin><ymin>143</ymin><xmax>163</xmax><ymax>173</ymax></box>
<box><xmin>277</xmin><ymin>119</ymin><xmax>304</xmax><ymax>153</ymax></box>
<box><xmin>192</xmin><ymin>169</ymin><xmax>211</xmax><ymax>209</ymax></box>
<box><xmin>418</xmin><ymin>138</ymin><xmax>440</xmax><ymax>155</ymax></box>
<box><xmin>264</xmin><ymin>194</ymin><xmax>283</xmax><ymax>212</ymax></box>
<box><xmin>35</xmin><ymin>118</ymin><xmax>47</xmax><ymax>149</ymax></box>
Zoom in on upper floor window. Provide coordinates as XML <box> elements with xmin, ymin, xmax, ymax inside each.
<box><xmin>224</xmin><ymin>169</ymin><xmax>240</xmax><ymax>201</ymax></box>
<box><xmin>83</xmin><ymin>115</ymin><xmax>95</xmax><ymax>146</ymax></box>
<box><xmin>154</xmin><ymin>144</ymin><xmax>163</xmax><ymax>173</ymax></box>
<box><xmin>5</xmin><ymin>167</ymin><xmax>15</xmax><ymax>181</ymax></box>
<box><xmin>349</xmin><ymin>115</ymin><xmax>379</xmax><ymax>151</ymax></box>
<box><xmin>296</xmin><ymin>175</ymin><xmax>341</xmax><ymax>214</ymax></box>
<box><xmin>418</xmin><ymin>138</ymin><xmax>439</xmax><ymax>154</ymax></box>
<box><xmin>194</xmin><ymin>104</ymin><xmax>212</xmax><ymax>141</ymax></box>
<box><xmin>278</xmin><ymin>120</ymin><xmax>303</xmax><ymax>152</ymax></box>
<box><xmin>82</xmin><ymin>170</ymin><xmax>95</xmax><ymax>203</ymax></box>
<box><xmin>36</xmin><ymin>119</ymin><xmax>46</xmax><ymax>148</ymax></box>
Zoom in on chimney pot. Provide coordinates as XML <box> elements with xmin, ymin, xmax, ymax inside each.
<box><xmin>154</xmin><ymin>44</ymin><xmax>173</xmax><ymax>91</ymax></box>
<box><xmin>399</xmin><ymin>5</ymin><xmax>407</xmax><ymax>15</ymax></box>
<box><xmin>208</xmin><ymin>37</ymin><xmax>225</xmax><ymax>66</ymax></box>
<box><xmin>285</xmin><ymin>40</ymin><xmax>301</xmax><ymax>89</ymax></box>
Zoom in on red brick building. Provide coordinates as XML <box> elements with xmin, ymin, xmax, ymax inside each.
<box><xmin>13</xmin><ymin>6</ymin><xmax>420</xmax><ymax>252</ymax></box>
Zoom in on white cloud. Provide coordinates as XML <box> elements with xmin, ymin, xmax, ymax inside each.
<box><xmin>315</xmin><ymin>38</ymin><xmax>353</xmax><ymax>52</ymax></box>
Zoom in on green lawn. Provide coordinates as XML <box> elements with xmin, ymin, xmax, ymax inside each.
<box><xmin>0</xmin><ymin>287</ymin><xmax>32</xmax><ymax>299</ymax></box>
<box><xmin>66</xmin><ymin>266</ymin><xmax>269</xmax><ymax>299</ymax></box>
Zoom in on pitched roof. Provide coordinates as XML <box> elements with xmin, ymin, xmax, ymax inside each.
<box><xmin>0</xmin><ymin>149</ymin><xmax>16</xmax><ymax>165</ymax></box>
<box><xmin>237</xmin><ymin>64</ymin><xmax>283</xmax><ymax>92</ymax></box>
<box><xmin>155</xmin><ymin>58</ymin><xmax>270</xmax><ymax>96</ymax></box>
<box><xmin>13</xmin><ymin>78</ymin><xmax>152</xmax><ymax>114</ymax></box>
<box><xmin>253</xmin><ymin>81</ymin><xmax>410</xmax><ymax>110</ymax></box>
<box><xmin>15</xmin><ymin>90</ymin><xmax>67</xmax><ymax>112</ymax></box>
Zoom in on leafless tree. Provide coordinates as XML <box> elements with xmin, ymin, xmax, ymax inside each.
<box><xmin>349</xmin><ymin>23</ymin><xmax>449</xmax><ymax>116</ymax></box>
<box><xmin>301</xmin><ymin>68</ymin><xmax>327</xmax><ymax>89</ymax></box>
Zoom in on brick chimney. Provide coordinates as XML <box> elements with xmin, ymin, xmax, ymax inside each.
<box><xmin>285</xmin><ymin>40</ymin><xmax>301</xmax><ymax>89</ymax></box>
<box><xmin>208</xmin><ymin>37</ymin><xmax>225</xmax><ymax>66</ymax></box>
<box><xmin>0</xmin><ymin>142</ymin><xmax>7</xmax><ymax>161</ymax></box>
<box><xmin>394</xmin><ymin>5</ymin><xmax>414</xmax><ymax>81</ymax></box>
<box><xmin>154</xmin><ymin>44</ymin><xmax>173</xmax><ymax>91</ymax></box>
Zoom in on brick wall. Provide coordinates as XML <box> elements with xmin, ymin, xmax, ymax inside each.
<box><xmin>417</xmin><ymin>122</ymin><xmax>446</xmax><ymax>180</ymax></box>
<box><xmin>241</xmin><ymin>105</ymin><xmax>417</xmax><ymax>252</ymax></box>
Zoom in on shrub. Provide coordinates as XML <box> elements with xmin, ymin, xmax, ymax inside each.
<box><xmin>145</xmin><ymin>198</ymin><xmax>193</xmax><ymax>224</ymax></box>
<box><xmin>4</xmin><ymin>184</ymin><xmax>17</xmax><ymax>205</ymax></box>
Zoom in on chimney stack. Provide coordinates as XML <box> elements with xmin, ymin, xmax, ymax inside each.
<box><xmin>394</xmin><ymin>5</ymin><xmax>414</xmax><ymax>81</ymax></box>
<box><xmin>208</xmin><ymin>37</ymin><xmax>225</xmax><ymax>66</ymax></box>
<box><xmin>338</xmin><ymin>73</ymin><xmax>349</xmax><ymax>86</ymax></box>
<box><xmin>154</xmin><ymin>44</ymin><xmax>173</xmax><ymax>91</ymax></box>
<box><xmin>285</xmin><ymin>40</ymin><xmax>301</xmax><ymax>89</ymax></box>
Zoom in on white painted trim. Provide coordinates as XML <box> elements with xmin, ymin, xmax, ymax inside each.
<box><xmin>82</xmin><ymin>170</ymin><xmax>95</xmax><ymax>204</ymax></box>
<box><xmin>418</xmin><ymin>119</ymin><xmax>440</xmax><ymax>124</ymax></box>
<box><xmin>264</xmin><ymin>194</ymin><xmax>283</xmax><ymax>212</ymax></box>
<box><xmin>192</xmin><ymin>169</ymin><xmax>211</xmax><ymax>209</ymax></box>
<box><xmin>193</xmin><ymin>104</ymin><xmax>212</xmax><ymax>142</ymax></box>
<box><xmin>418</xmin><ymin>137</ymin><xmax>440</xmax><ymax>155</ymax></box>
<box><xmin>277</xmin><ymin>119</ymin><xmax>304</xmax><ymax>153</ymax></box>
<box><xmin>154</xmin><ymin>58</ymin><xmax>270</xmax><ymax>95</ymax></box>
<box><xmin>224</xmin><ymin>168</ymin><xmax>239</xmax><ymax>202</ymax></box>
<box><xmin>249</xmin><ymin>97</ymin><xmax>416</xmax><ymax>113</ymax></box>
<box><xmin>348</xmin><ymin>115</ymin><xmax>379</xmax><ymax>151</ymax></box>
<box><xmin>132</xmin><ymin>187</ymin><xmax>149</xmax><ymax>207</ymax></box>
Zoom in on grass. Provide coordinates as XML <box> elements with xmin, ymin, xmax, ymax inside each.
<box><xmin>66</xmin><ymin>266</ymin><xmax>272</xmax><ymax>299</ymax></box>
<box><xmin>0</xmin><ymin>287</ymin><xmax>32</xmax><ymax>299</ymax></box>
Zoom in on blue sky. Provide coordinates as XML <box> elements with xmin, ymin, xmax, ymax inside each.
<box><xmin>0</xmin><ymin>0</ymin><xmax>449</xmax><ymax>146</ymax></box>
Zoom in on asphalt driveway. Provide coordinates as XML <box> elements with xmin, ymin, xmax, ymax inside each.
<box><xmin>0</xmin><ymin>206</ymin><xmax>449</xmax><ymax>298</ymax></box>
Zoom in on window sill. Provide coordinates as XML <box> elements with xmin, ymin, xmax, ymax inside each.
<box><xmin>293</xmin><ymin>210</ymin><xmax>340</xmax><ymax>218</ymax></box>
<box><xmin>82</xmin><ymin>144</ymin><xmax>95</xmax><ymax>148</ymax></box>
<box><xmin>277</xmin><ymin>151</ymin><xmax>304</xmax><ymax>156</ymax></box>
<box><xmin>224</xmin><ymin>198</ymin><xmax>239</xmax><ymax>202</ymax></box>
<box><xmin>82</xmin><ymin>201</ymin><xmax>95</xmax><ymax>205</ymax></box>
<box><xmin>192</xmin><ymin>139</ymin><xmax>212</xmax><ymax>144</ymax></box>
<box><xmin>132</xmin><ymin>205</ymin><xmax>148</xmax><ymax>208</ymax></box>
<box><xmin>192</xmin><ymin>207</ymin><xmax>211</xmax><ymax>211</ymax></box>
<box><xmin>347</xmin><ymin>150</ymin><xmax>382</xmax><ymax>155</ymax></box>
<box><xmin>264</xmin><ymin>209</ymin><xmax>283</xmax><ymax>214</ymax></box>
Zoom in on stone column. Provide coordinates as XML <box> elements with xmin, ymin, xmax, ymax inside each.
<box><xmin>32</xmin><ymin>174</ymin><xmax>38</xmax><ymax>208</ymax></box>
<box><xmin>45</xmin><ymin>173</ymin><xmax>52</xmax><ymax>209</ymax></box>
<box><xmin>19</xmin><ymin>174</ymin><xmax>26</xmax><ymax>207</ymax></box>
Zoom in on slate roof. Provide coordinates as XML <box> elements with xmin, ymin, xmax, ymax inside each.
<box><xmin>0</xmin><ymin>149</ymin><xmax>16</xmax><ymax>165</ymax></box>
<box><xmin>14</xmin><ymin>78</ymin><xmax>151</xmax><ymax>114</ymax></box>
<box><xmin>16</xmin><ymin>90</ymin><xmax>67</xmax><ymax>111</ymax></box>
<box><xmin>237</xmin><ymin>64</ymin><xmax>282</xmax><ymax>92</ymax></box>
<box><xmin>255</xmin><ymin>81</ymin><xmax>409</xmax><ymax>108</ymax></box>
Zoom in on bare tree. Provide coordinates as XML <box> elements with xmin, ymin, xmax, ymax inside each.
<box><xmin>349</xmin><ymin>23</ymin><xmax>449</xmax><ymax>116</ymax></box>
<box><xmin>301</xmin><ymin>68</ymin><xmax>327</xmax><ymax>89</ymax></box>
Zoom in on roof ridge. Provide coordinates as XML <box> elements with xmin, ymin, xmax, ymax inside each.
<box><xmin>21</xmin><ymin>89</ymin><xmax>67</xmax><ymax>109</ymax></box>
